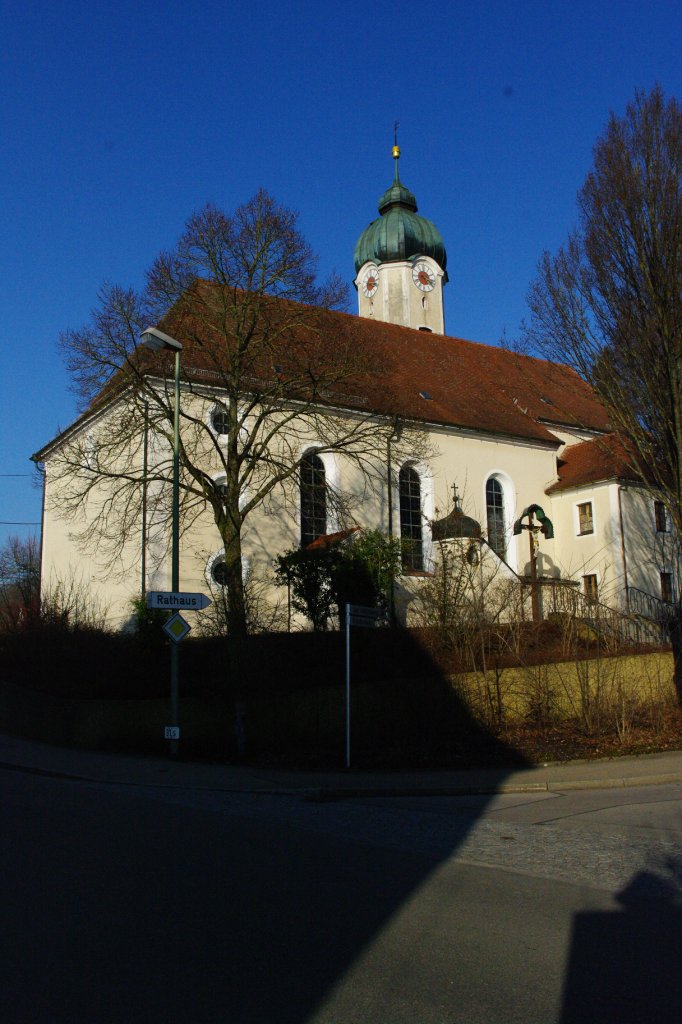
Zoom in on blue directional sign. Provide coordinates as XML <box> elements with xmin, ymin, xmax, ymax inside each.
<box><xmin>147</xmin><ymin>591</ymin><xmax>212</xmax><ymax>611</ymax></box>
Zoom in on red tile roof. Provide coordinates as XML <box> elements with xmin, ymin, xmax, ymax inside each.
<box><xmin>305</xmin><ymin>527</ymin><xmax>361</xmax><ymax>550</ymax></box>
<box><xmin>545</xmin><ymin>435</ymin><xmax>639</xmax><ymax>493</ymax></box>
<box><xmin>35</xmin><ymin>293</ymin><xmax>612</xmax><ymax>459</ymax></box>
<box><xmin>159</xmin><ymin>297</ymin><xmax>610</xmax><ymax>446</ymax></box>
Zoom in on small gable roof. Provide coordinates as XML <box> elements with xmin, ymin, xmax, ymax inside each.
<box><xmin>546</xmin><ymin>435</ymin><xmax>639</xmax><ymax>494</ymax></box>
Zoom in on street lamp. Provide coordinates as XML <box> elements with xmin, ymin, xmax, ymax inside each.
<box><xmin>140</xmin><ymin>327</ymin><xmax>183</xmax><ymax>757</ymax></box>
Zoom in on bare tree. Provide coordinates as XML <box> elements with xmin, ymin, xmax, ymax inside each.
<box><xmin>48</xmin><ymin>191</ymin><xmax>423</xmax><ymax>637</ymax></box>
<box><xmin>521</xmin><ymin>87</ymin><xmax>682</xmax><ymax>695</ymax></box>
<box><xmin>0</xmin><ymin>534</ymin><xmax>40</xmax><ymax>628</ymax></box>
<box><xmin>523</xmin><ymin>86</ymin><xmax>682</xmax><ymax>531</ymax></box>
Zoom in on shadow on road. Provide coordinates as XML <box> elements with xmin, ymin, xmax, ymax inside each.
<box><xmin>560</xmin><ymin>857</ymin><xmax>682</xmax><ymax>1024</ymax></box>
<box><xmin>0</xmin><ymin>628</ymin><xmax>545</xmax><ymax>1023</ymax></box>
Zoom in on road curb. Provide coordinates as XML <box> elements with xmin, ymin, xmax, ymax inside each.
<box><xmin>3</xmin><ymin>759</ymin><xmax>682</xmax><ymax>798</ymax></box>
<box><xmin>300</xmin><ymin>772</ymin><xmax>682</xmax><ymax>800</ymax></box>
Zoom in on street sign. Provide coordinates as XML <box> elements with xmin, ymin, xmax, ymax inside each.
<box><xmin>147</xmin><ymin>591</ymin><xmax>212</xmax><ymax>611</ymax></box>
<box><xmin>344</xmin><ymin>604</ymin><xmax>387</xmax><ymax>771</ymax></box>
<box><xmin>163</xmin><ymin>612</ymin><xmax>191</xmax><ymax>643</ymax></box>
<box><xmin>347</xmin><ymin>604</ymin><xmax>385</xmax><ymax>628</ymax></box>
<box><xmin>164</xmin><ymin>726</ymin><xmax>180</xmax><ymax>740</ymax></box>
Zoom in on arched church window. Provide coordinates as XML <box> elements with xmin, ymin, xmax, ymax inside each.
<box><xmin>399</xmin><ymin>464</ymin><xmax>423</xmax><ymax>570</ymax></box>
<box><xmin>300</xmin><ymin>452</ymin><xmax>327</xmax><ymax>547</ymax></box>
<box><xmin>486</xmin><ymin>477</ymin><xmax>507</xmax><ymax>559</ymax></box>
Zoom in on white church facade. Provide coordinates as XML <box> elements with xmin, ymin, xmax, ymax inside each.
<box><xmin>33</xmin><ymin>149</ymin><xmax>678</xmax><ymax>633</ymax></box>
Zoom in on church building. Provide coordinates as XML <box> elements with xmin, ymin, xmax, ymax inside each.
<box><xmin>33</xmin><ymin>147</ymin><xmax>677</xmax><ymax>633</ymax></box>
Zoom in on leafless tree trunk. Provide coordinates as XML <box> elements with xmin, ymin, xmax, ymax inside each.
<box><xmin>522</xmin><ymin>85</ymin><xmax>682</xmax><ymax>693</ymax></box>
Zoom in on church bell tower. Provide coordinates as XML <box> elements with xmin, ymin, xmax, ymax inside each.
<box><xmin>354</xmin><ymin>142</ymin><xmax>448</xmax><ymax>333</ymax></box>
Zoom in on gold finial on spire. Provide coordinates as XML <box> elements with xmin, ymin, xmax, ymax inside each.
<box><xmin>392</xmin><ymin>120</ymin><xmax>400</xmax><ymax>161</ymax></box>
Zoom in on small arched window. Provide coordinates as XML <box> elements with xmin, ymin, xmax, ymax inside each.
<box><xmin>211</xmin><ymin>406</ymin><xmax>229</xmax><ymax>435</ymax></box>
<box><xmin>486</xmin><ymin>477</ymin><xmax>507</xmax><ymax>559</ymax></box>
<box><xmin>399</xmin><ymin>464</ymin><xmax>423</xmax><ymax>571</ymax></box>
<box><xmin>300</xmin><ymin>452</ymin><xmax>327</xmax><ymax>547</ymax></box>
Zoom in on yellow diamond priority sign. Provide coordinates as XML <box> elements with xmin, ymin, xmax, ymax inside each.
<box><xmin>163</xmin><ymin>612</ymin><xmax>191</xmax><ymax>644</ymax></box>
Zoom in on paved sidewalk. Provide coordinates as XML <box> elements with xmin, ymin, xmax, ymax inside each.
<box><xmin>2</xmin><ymin>730</ymin><xmax>682</xmax><ymax>797</ymax></box>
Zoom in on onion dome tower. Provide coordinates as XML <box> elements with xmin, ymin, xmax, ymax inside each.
<box><xmin>354</xmin><ymin>142</ymin><xmax>448</xmax><ymax>333</ymax></box>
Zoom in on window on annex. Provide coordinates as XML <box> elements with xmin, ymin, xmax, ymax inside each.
<box><xmin>583</xmin><ymin>574</ymin><xmax>598</xmax><ymax>604</ymax></box>
<box><xmin>485</xmin><ymin>477</ymin><xmax>507</xmax><ymax>560</ymax></box>
<box><xmin>211</xmin><ymin>405</ymin><xmax>229</xmax><ymax>435</ymax></box>
<box><xmin>654</xmin><ymin>501</ymin><xmax>668</xmax><ymax>533</ymax></box>
<box><xmin>577</xmin><ymin>501</ymin><xmax>594</xmax><ymax>535</ymax></box>
<box><xmin>300</xmin><ymin>452</ymin><xmax>327</xmax><ymax>547</ymax></box>
<box><xmin>661</xmin><ymin>572</ymin><xmax>674</xmax><ymax>604</ymax></box>
<box><xmin>399</xmin><ymin>464</ymin><xmax>424</xmax><ymax>571</ymax></box>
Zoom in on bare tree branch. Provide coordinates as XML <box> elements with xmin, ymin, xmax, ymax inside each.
<box><xmin>48</xmin><ymin>191</ymin><xmax>427</xmax><ymax>635</ymax></box>
<box><xmin>522</xmin><ymin>86</ymin><xmax>682</xmax><ymax>532</ymax></box>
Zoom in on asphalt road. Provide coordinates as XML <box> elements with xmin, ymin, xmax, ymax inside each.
<box><xmin>2</xmin><ymin>768</ymin><xmax>681</xmax><ymax>1023</ymax></box>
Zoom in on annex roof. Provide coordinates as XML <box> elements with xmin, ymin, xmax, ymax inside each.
<box><xmin>545</xmin><ymin>435</ymin><xmax>639</xmax><ymax>494</ymax></box>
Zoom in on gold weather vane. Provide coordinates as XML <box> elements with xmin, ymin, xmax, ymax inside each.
<box><xmin>392</xmin><ymin>120</ymin><xmax>400</xmax><ymax>160</ymax></box>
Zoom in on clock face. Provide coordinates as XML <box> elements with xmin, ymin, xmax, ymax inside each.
<box><xmin>361</xmin><ymin>266</ymin><xmax>379</xmax><ymax>298</ymax></box>
<box><xmin>412</xmin><ymin>261</ymin><xmax>436</xmax><ymax>291</ymax></box>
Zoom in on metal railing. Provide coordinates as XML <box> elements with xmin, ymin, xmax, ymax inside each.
<box><xmin>479</xmin><ymin>542</ymin><xmax>670</xmax><ymax>647</ymax></box>
<box><xmin>536</xmin><ymin>579</ymin><xmax>668</xmax><ymax>647</ymax></box>
<box><xmin>627</xmin><ymin>586</ymin><xmax>677</xmax><ymax>626</ymax></box>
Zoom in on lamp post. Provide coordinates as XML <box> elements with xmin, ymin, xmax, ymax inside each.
<box><xmin>386</xmin><ymin>419</ymin><xmax>403</xmax><ymax>627</ymax></box>
<box><xmin>140</xmin><ymin>327</ymin><xmax>183</xmax><ymax>757</ymax></box>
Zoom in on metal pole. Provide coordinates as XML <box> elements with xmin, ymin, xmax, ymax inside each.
<box><xmin>141</xmin><ymin>403</ymin><xmax>148</xmax><ymax>596</ymax></box>
<box><xmin>345</xmin><ymin>603</ymin><xmax>351</xmax><ymax>769</ymax></box>
<box><xmin>172</xmin><ymin>351</ymin><xmax>180</xmax><ymax>592</ymax></box>
<box><xmin>387</xmin><ymin>435</ymin><xmax>394</xmax><ymax>625</ymax></box>
<box><xmin>169</xmin><ymin>350</ymin><xmax>181</xmax><ymax>758</ymax></box>
<box><xmin>387</xmin><ymin>420</ymin><xmax>402</xmax><ymax>627</ymax></box>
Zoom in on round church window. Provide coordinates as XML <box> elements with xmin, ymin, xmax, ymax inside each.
<box><xmin>211</xmin><ymin>559</ymin><xmax>228</xmax><ymax>587</ymax></box>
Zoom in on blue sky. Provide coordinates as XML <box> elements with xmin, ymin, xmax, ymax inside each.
<box><xmin>1</xmin><ymin>0</ymin><xmax>680</xmax><ymax>549</ymax></box>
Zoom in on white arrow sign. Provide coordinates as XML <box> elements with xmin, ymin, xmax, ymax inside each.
<box><xmin>146</xmin><ymin>591</ymin><xmax>212</xmax><ymax>611</ymax></box>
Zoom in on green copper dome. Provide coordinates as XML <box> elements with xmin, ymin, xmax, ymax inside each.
<box><xmin>354</xmin><ymin>156</ymin><xmax>447</xmax><ymax>274</ymax></box>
